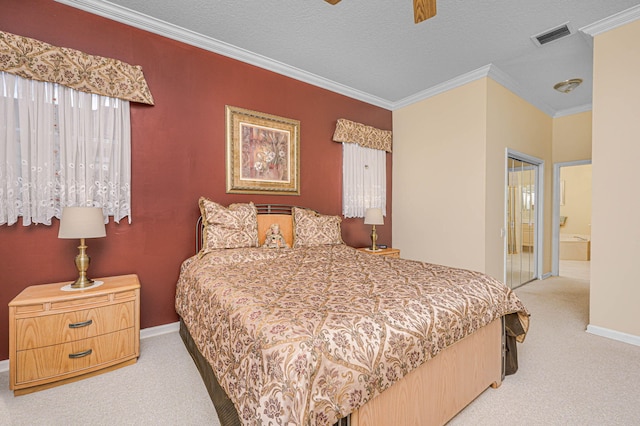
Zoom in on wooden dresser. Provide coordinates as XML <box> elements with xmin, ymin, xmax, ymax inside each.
<box><xmin>357</xmin><ymin>247</ymin><xmax>400</xmax><ymax>258</ymax></box>
<box><xmin>8</xmin><ymin>274</ymin><xmax>140</xmax><ymax>395</ymax></box>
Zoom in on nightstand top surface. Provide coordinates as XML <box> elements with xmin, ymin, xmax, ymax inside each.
<box><xmin>357</xmin><ymin>247</ymin><xmax>400</xmax><ymax>255</ymax></box>
<box><xmin>9</xmin><ymin>274</ymin><xmax>140</xmax><ymax>306</ymax></box>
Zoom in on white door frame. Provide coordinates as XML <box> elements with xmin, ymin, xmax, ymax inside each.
<box><xmin>505</xmin><ymin>149</ymin><xmax>544</xmax><ymax>285</ymax></box>
<box><xmin>552</xmin><ymin>159</ymin><xmax>592</xmax><ymax>276</ymax></box>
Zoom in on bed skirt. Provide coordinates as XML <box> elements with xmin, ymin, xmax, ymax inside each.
<box><xmin>180</xmin><ymin>319</ymin><xmax>242</xmax><ymax>426</ymax></box>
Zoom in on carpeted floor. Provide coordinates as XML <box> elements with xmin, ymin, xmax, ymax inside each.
<box><xmin>0</xmin><ymin>331</ymin><xmax>219</xmax><ymax>425</ymax></box>
<box><xmin>449</xmin><ymin>267</ymin><xmax>640</xmax><ymax>425</ymax></box>
<box><xmin>2</xmin><ymin>261</ymin><xmax>639</xmax><ymax>425</ymax></box>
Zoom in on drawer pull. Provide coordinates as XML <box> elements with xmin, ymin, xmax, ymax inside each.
<box><xmin>69</xmin><ymin>349</ymin><xmax>93</xmax><ymax>359</ymax></box>
<box><xmin>69</xmin><ymin>319</ymin><xmax>93</xmax><ymax>329</ymax></box>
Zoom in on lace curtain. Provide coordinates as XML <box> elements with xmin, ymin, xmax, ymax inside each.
<box><xmin>0</xmin><ymin>71</ymin><xmax>131</xmax><ymax>226</ymax></box>
<box><xmin>342</xmin><ymin>142</ymin><xmax>386</xmax><ymax>218</ymax></box>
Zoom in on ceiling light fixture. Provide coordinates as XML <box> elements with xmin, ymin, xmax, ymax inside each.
<box><xmin>554</xmin><ymin>78</ymin><xmax>583</xmax><ymax>94</ymax></box>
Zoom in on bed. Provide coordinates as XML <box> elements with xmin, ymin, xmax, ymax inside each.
<box><xmin>175</xmin><ymin>198</ymin><xmax>529</xmax><ymax>426</ymax></box>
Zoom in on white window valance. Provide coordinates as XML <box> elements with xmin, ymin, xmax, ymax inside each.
<box><xmin>0</xmin><ymin>30</ymin><xmax>154</xmax><ymax>105</ymax></box>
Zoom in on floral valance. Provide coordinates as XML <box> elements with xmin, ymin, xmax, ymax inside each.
<box><xmin>332</xmin><ymin>118</ymin><xmax>392</xmax><ymax>152</ymax></box>
<box><xmin>0</xmin><ymin>30</ymin><xmax>154</xmax><ymax>105</ymax></box>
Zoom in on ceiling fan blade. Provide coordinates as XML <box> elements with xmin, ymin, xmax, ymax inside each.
<box><xmin>414</xmin><ymin>0</ymin><xmax>437</xmax><ymax>23</ymax></box>
<box><xmin>325</xmin><ymin>0</ymin><xmax>341</xmax><ymax>4</ymax></box>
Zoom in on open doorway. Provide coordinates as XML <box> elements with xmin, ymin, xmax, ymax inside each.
<box><xmin>552</xmin><ymin>160</ymin><xmax>592</xmax><ymax>279</ymax></box>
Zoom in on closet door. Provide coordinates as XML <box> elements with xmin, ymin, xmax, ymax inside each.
<box><xmin>506</xmin><ymin>157</ymin><xmax>537</xmax><ymax>288</ymax></box>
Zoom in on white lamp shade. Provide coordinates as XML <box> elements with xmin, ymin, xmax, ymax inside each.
<box><xmin>58</xmin><ymin>207</ymin><xmax>106</xmax><ymax>239</ymax></box>
<box><xmin>364</xmin><ymin>208</ymin><xmax>384</xmax><ymax>225</ymax></box>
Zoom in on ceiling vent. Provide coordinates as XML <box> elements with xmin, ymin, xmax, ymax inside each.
<box><xmin>531</xmin><ymin>23</ymin><xmax>572</xmax><ymax>47</ymax></box>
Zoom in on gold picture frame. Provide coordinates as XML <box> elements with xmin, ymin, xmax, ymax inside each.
<box><xmin>225</xmin><ymin>106</ymin><xmax>300</xmax><ymax>195</ymax></box>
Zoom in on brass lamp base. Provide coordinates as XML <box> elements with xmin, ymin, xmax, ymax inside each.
<box><xmin>370</xmin><ymin>225</ymin><xmax>379</xmax><ymax>251</ymax></box>
<box><xmin>70</xmin><ymin>238</ymin><xmax>96</xmax><ymax>289</ymax></box>
<box><xmin>71</xmin><ymin>275</ymin><xmax>95</xmax><ymax>289</ymax></box>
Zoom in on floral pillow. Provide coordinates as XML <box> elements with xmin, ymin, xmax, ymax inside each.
<box><xmin>292</xmin><ymin>207</ymin><xmax>343</xmax><ymax>248</ymax></box>
<box><xmin>199</xmin><ymin>197</ymin><xmax>258</xmax><ymax>254</ymax></box>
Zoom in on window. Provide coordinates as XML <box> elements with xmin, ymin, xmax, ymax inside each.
<box><xmin>342</xmin><ymin>142</ymin><xmax>386</xmax><ymax>218</ymax></box>
<box><xmin>0</xmin><ymin>71</ymin><xmax>131</xmax><ymax>226</ymax></box>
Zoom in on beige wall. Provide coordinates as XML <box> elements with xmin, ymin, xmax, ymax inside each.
<box><xmin>392</xmin><ymin>79</ymin><xmax>488</xmax><ymax>273</ymax></box>
<box><xmin>590</xmin><ymin>19</ymin><xmax>640</xmax><ymax>337</ymax></box>
<box><xmin>485</xmin><ymin>79</ymin><xmax>553</xmax><ymax>278</ymax></box>
<box><xmin>552</xmin><ymin>111</ymin><xmax>592</xmax><ymax>163</ymax></box>
<box><xmin>559</xmin><ymin>164</ymin><xmax>592</xmax><ymax>236</ymax></box>
<box><xmin>392</xmin><ymin>77</ymin><xmax>553</xmax><ymax>280</ymax></box>
<box><xmin>393</xmin><ymin>19</ymin><xmax>640</xmax><ymax>342</ymax></box>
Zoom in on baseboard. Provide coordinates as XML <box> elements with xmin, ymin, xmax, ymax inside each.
<box><xmin>140</xmin><ymin>321</ymin><xmax>180</xmax><ymax>340</ymax></box>
<box><xmin>586</xmin><ymin>324</ymin><xmax>640</xmax><ymax>347</ymax></box>
<box><xmin>0</xmin><ymin>321</ymin><xmax>181</xmax><ymax>374</ymax></box>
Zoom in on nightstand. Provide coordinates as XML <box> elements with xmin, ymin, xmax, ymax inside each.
<box><xmin>8</xmin><ymin>274</ymin><xmax>140</xmax><ymax>395</ymax></box>
<box><xmin>357</xmin><ymin>247</ymin><xmax>400</xmax><ymax>258</ymax></box>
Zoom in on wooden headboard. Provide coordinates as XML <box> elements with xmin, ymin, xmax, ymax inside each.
<box><xmin>196</xmin><ymin>204</ymin><xmax>298</xmax><ymax>253</ymax></box>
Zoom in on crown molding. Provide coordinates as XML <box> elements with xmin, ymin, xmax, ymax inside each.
<box><xmin>486</xmin><ymin>65</ymin><xmax>556</xmax><ymax>116</ymax></box>
<box><xmin>55</xmin><ymin>0</ymin><xmax>394</xmax><ymax>110</ymax></box>
<box><xmin>57</xmin><ymin>0</ymin><xmax>576</xmax><ymax>117</ymax></box>
<box><xmin>553</xmin><ymin>103</ymin><xmax>592</xmax><ymax>118</ymax></box>
<box><xmin>391</xmin><ymin>65</ymin><xmax>492</xmax><ymax>110</ymax></box>
<box><xmin>391</xmin><ymin>64</ymin><xmax>556</xmax><ymax>116</ymax></box>
<box><xmin>581</xmin><ymin>4</ymin><xmax>640</xmax><ymax>36</ymax></box>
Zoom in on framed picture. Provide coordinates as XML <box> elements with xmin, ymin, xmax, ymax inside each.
<box><xmin>225</xmin><ymin>106</ymin><xmax>300</xmax><ymax>195</ymax></box>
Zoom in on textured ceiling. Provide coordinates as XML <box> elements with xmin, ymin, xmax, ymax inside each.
<box><xmin>58</xmin><ymin>0</ymin><xmax>640</xmax><ymax>116</ymax></box>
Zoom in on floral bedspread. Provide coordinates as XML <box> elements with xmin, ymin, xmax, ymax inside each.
<box><xmin>175</xmin><ymin>245</ymin><xmax>528</xmax><ymax>426</ymax></box>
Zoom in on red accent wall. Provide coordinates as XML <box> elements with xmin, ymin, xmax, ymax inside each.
<box><xmin>0</xmin><ymin>0</ymin><xmax>392</xmax><ymax>360</ymax></box>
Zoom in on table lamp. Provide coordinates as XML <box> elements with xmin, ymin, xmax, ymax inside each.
<box><xmin>58</xmin><ymin>207</ymin><xmax>106</xmax><ymax>289</ymax></box>
<box><xmin>364</xmin><ymin>208</ymin><xmax>384</xmax><ymax>251</ymax></box>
